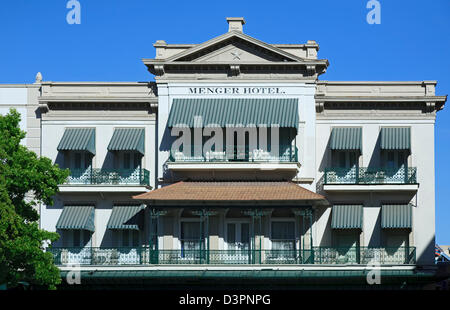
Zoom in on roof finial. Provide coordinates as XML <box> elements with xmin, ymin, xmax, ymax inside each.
<box><xmin>35</xmin><ymin>72</ymin><xmax>42</xmax><ymax>83</ymax></box>
<box><xmin>226</xmin><ymin>17</ymin><xmax>245</xmax><ymax>33</ymax></box>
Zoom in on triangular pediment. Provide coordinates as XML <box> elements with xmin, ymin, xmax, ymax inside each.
<box><xmin>166</xmin><ymin>31</ymin><xmax>304</xmax><ymax>63</ymax></box>
<box><xmin>192</xmin><ymin>42</ymin><xmax>284</xmax><ymax>63</ymax></box>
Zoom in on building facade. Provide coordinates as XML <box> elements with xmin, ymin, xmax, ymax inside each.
<box><xmin>1</xmin><ymin>17</ymin><xmax>447</xmax><ymax>289</ymax></box>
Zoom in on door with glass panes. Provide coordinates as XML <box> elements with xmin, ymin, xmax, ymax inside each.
<box><xmin>118</xmin><ymin>152</ymin><xmax>141</xmax><ymax>183</ymax></box>
<box><xmin>225</xmin><ymin>222</ymin><xmax>250</xmax><ymax>251</ymax></box>
<box><xmin>62</xmin><ymin>230</ymin><xmax>92</xmax><ymax>264</ymax></box>
<box><xmin>64</xmin><ymin>229</ymin><xmax>91</xmax><ymax>248</ymax></box>
<box><xmin>334</xmin><ymin>151</ymin><xmax>358</xmax><ymax>183</ymax></box>
<box><xmin>384</xmin><ymin>230</ymin><xmax>410</xmax><ymax>263</ymax></box>
<box><xmin>180</xmin><ymin>221</ymin><xmax>203</xmax><ymax>260</ymax></box>
<box><xmin>224</xmin><ymin>221</ymin><xmax>250</xmax><ymax>263</ymax></box>
<box><xmin>384</xmin><ymin>151</ymin><xmax>408</xmax><ymax>183</ymax></box>
<box><xmin>112</xmin><ymin>230</ymin><xmax>141</xmax><ymax>264</ymax></box>
<box><xmin>335</xmin><ymin>231</ymin><xmax>360</xmax><ymax>264</ymax></box>
<box><xmin>271</xmin><ymin>221</ymin><xmax>296</xmax><ymax>261</ymax></box>
<box><xmin>68</xmin><ymin>152</ymin><xmax>92</xmax><ymax>184</ymax></box>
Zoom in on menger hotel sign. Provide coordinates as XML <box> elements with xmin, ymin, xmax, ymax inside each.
<box><xmin>189</xmin><ymin>87</ymin><xmax>286</xmax><ymax>95</ymax></box>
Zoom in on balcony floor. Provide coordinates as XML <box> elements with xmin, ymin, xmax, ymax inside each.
<box><xmin>58</xmin><ymin>184</ymin><xmax>151</xmax><ymax>193</ymax></box>
<box><xmin>167</xmin><ymin>161</ymin><xmax>300</xmax><ymax>171</ymax></box>
<box><xmin>323</xmin><ymin>184</ymin><xmax>419</xmax><ymax>192</ymax></box>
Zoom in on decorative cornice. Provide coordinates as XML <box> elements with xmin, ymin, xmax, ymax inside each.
<box><xmin>314</xmin><ymin>95</ymin><xmax>447</xmax><ymax>103</ymax></box>
<box><xmin>315</xmin><ymin>100</ymin><xmax>441</xmax><ymax>116</ymax></box>
<box><xmin>315</xmin><ymin>101</ymin><xmax>324</xmax><ymax>113</ymax></box>
<box><xmin>160</xmin><ymin>31</ymin><xmax>308</xmax><ymax>63</ymax></box>
<box><xmin>39</xmin><ymin>103</ymin><xmax>49</xmax><ymax>112</ymax></box>
<box><xmin>39</xmin><ymin>96</ymin><xmax>158</xmax><ymax>104</ymax></box>
<box><xmin>144</xmin><ymin>60</ymin><xmax>328</xmax><ymax>66</ymax></box>
<box><xmin>154</xmin><ymin>64</ymin><xmax>165</xmax><ymax>76</ymax></box>
<box><xmin>317</xmin><ymin>81</ymin><xmax>437</xmax><ymax>85</ymax></box>
<box><xmin>229</xmin><ymin>64</ymin><xmax>240</xmax><ymax>76</ymax></box>
<box><xmin>306</xmin><ymin>65</ymin><xmax>316</xmax><ymax>76</ymax></box>
<box><xmin>143</xmin><ymin>29</ymin><xmax>329</xmax><ymax>79</ymax></box>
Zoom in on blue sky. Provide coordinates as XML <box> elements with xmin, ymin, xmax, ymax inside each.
<box><xmin>0</xmin><ymin>1</ymin><xmax>449</xmax><ymax>243</ymax></box>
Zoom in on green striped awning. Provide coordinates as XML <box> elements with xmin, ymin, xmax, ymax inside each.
<box><xmin>106</xmin><ymin>205</ymin><xmax>145</xmax><ymax>230</ymax></box>
<box><xmin>107</xmin><ymin>128</ymin><xmax>145</xmax><ymax>155</ymax></box>
<box><xmin>167</xmin><ymin>98</ymin><xmax>299</xmax><ymax>129</ymax></box>
<box><xmin>380</xmin><ymin>128</ymin><xmax>411</xmax><ymax>150</ymax></box>
<box><xmin>381</xmin><ymin>204</ymin><xmax>412</xmax><ymax>229</ymax></box>
<box><xmin>56</xmin><ymin>206</ymin><xmax>95</xmax><ymax>232</ymax></box>
<box><xmin>57</xmin><ymin>128</ymin><xmax>96</xmax><ymax>155</ymax></box>
<box><xmin>330</xmin><ymin>128</ymin><xmax>362</xmax><ymax>151</ymax></box>
<box><xmin>331</xmin><ymin>205</ymin><xmax>363</xmax><ymax>229</ymax></box>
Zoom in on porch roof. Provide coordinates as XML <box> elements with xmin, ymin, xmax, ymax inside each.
<box><xmin>132</xmin><ymin>181</ymin><xmax>327</xmax><ymax>204</ymax></box>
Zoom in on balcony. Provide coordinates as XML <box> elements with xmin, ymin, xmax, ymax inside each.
<box><xmin>59</xmin><ymin>168</ymin><xmax>151</xmax><ymax>192</ymax></box>
<box><xmin>48</xmin><ymin>246</ymin><xmax>416</xmax><ymax>266</ymax></box>
<box><xmin>323</xmin><ymin>167</ymin><xmax>418</xmax><ymax>192</ymax></box>
<box><xmin>167</xmin><ymin>144</ymin><xmax>299</xmax><ymax>172</ymax></box>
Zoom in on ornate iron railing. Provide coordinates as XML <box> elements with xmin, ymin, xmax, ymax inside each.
<box><xmin>65</xmin><ymin>168</ymin><xmax>150</xmax><ymax>186</ymax></box>
<box><xmin>169</xmin><ymin>144</ymin><xmax>298</xmax><ymax>163</ymax></box>
<box><xmin>48</xmin><ymin>246</ymin><xmax>415</xmax><ymax>266</ymax></box>
<box><xmin>312</xmin><ymin>246</ymin><xmax>416</xmax><ymax>265</ymax></box>
<box><xmin>48</xmin><ymin>247</ymin><xmax>145</xmax><ymax>265</ymax></box>
<box><xmin>324</xmin><ymin>167</ymin><xmax>417</xmax><ymax>184</ymax></box>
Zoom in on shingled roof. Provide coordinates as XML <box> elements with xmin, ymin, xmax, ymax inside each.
<box><xmin>133</xmin><ymin>181</ymin><xmax>327</xmax><ymax>204</ymax></box>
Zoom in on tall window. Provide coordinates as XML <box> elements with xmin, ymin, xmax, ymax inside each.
<box><xmin>73</xmin><ymin>230</ymin><xmax>80</xmax><ymax>246</ymax></box>
<box><xmin>226</xmin><ymin>222</ymin><xmax>250</xmax><ymax>250</ymax></box>
<box><xmin>75</xmin><ymin>153</ymin><xmax>81</xmax><ymax>169</ymax></box>
<box><xmin>384</xmin><ymin>150</ymin><xmax>408</xmax><ymax>183</ymax></box>
<box><xmin>385</xmin><ymin>151</ymin><xmax>407</xmax><ymax>170</ymax></box>
<box><xmin>271</xmin><ymin>222</ymin><xmax>295</xmax><ymax>251</ymax></box>
<box><xmin>150</xmin><ymin>218</ymin><xmax>158</xmax><ymax>250</ymax></box>
<box><xmin>70</xmin><ymin>230</ymin><xmax>91</xmax><ymax>247</ymax></box>
<box><xmin>334</xmin><ymin>230</ymin><xmax>360</xmax><ymax>263</ymax></box>
<box><xmin>123</xmin><ymin>153</ymin><xmax>131</xmax><ymax>170</ymax></box>
<box><xmin>114</xmin><ymin>230</ymin><xmax>140</xmax><ymax>247</ymax></box>
<box><xmin>133</xmin><ymin>153</ymin><xmax>141</xmax><ymax>169</ymax></box>
<box><xmin>132</xmin><ymin>230</ymin><xmax>139</xmax><ymax>247</ymax></box>
<box><xmin>72</xmin><ymin>152</ymin><xmax>91</xmax><ymax>170</ymax></box>
<box><xmin>181</xmin><ymin>222</ymin><xmax>202</xmax><ymax>251</ymax></box>
<box><xmin>121</xmin><ymin>152</ymin><xmax>141</xmax><ymax>170</ymax></box>
<box><xmin>337</xmin><ymin>151</ymin><xmax>358</xmax><ymax>169</ymax></box>
<box><xmin>334</xmin><ymin>151</ymin><xmax>359</xmax><ymax>183</ymax></box>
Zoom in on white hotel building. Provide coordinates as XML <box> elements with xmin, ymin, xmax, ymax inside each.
<box><xmin>0</xmin><ymin>18</ymin><xmax>447</xmax><ymax>289</ymax></box>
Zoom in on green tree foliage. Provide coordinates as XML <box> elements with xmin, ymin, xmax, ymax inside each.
<box><xmin>0</xmin><ymin>109</ymin><xmax>69</xmax><ymax>289</ymax></box>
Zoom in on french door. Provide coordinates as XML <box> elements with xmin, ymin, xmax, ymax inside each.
<box><xmin>117</xmin><ymin>151</ymin><xmax>141</xmax><ymax>183</ymax></box>
<box><xmin>225</xmin><ymin>221</ymin><xmax>250</xmax><ymax>263</ymax></box>
<box><xmin>335</xmin><ymin>151</ymin><xmax>358</xmax><ymax>183</ymax></box>
<box><xmin>225</xmin><ymin>222</ymin><xmax>250</xmax><ymax>251</ymax></box>
<box><xmin>335</xmin><ymin>231</ymin><xmax>360</xmax><ymax>263</ymax></box>
<box><xmin>384</xmin><ymin>151</ymin><xmax>408</xmax><ymax>183</ymax></box>
<box><xmin>180</xmin><ymin>221</ymin><xmax>203</xmax><ymax>260</ymax></box>
<box><xmin>269</xmin><ymin>221</ymin><xmax>297</xmax><ymax>263</ymax></box>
